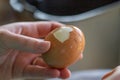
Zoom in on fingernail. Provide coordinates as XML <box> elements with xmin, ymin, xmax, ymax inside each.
<box><xmin>37</xmin><ymin>41</ymin><xmax>51</xmax><ymax>53</ymax></box>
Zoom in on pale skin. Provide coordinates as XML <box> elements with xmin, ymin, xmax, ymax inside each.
<box><xmin>0</xmin><ymin>21</ymin><xmax>71</xmax><ymax>80</ymax></box>
<box><xmin>102</xmin><ymin>66</ymin><xmax>120</xmax><ymax>80</ymax></box>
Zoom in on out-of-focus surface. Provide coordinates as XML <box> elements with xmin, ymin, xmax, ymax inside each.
<box><xmin>0</xmin><ymin>0</ymin><xmax>35</xmax><ymax>25</ymax></box>
<box><xmin>0</xmin><ymin>0</ymin><xmax>14</xmax><ymax>25</ymax></box>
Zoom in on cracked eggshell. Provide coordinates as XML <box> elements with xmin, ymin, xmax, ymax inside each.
<box><xmin>42</xmin><ymin>25</ymin><xmax>85</xmax><ymax>69</ymax></box>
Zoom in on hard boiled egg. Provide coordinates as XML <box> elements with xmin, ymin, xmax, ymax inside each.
<box><xmin>42</xmin><ymin>25</ymin><xmax>85</xmax><ymax>69</ymax></box>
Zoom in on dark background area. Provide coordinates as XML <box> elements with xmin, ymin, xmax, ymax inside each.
<box><xmin>26</xmin><ymin>0</ymin><xmax>119</xmax><ymax>15</ymax></box>
<box><xmin>0</xmin><ymin>0</ymin><xmax>119</xmax><ymax>25</ymax></box>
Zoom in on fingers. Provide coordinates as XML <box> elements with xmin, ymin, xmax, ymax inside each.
<box><xmin>23</xmin><ymin>65</ymin><xmax>60</xmax><ymax>79</ymax></box>
<box><xmin>0</xmin><ymin>21</ymin><xmax>63</xmax><ymax>54</ymax></box>
<box><xmin>32</xmin><ymin>57</ymin><xmax>48</xmax><ymax>67</ymax></box>
<box><xmin>59</xmin><ymin>68</ymin><xmax>71</xmax><ymax>79</ymax></box>
<box><xmin>23</xmin><ymin>65</ymin><xmax>71</xmax><ymax>79</ymax></box>
<box><xmin>32</xmin><ymin>57</ymin><xmax>71</xmax><ymax>79</ymax></box>
<box><xmin>32</xmin><ymin>21</ymin><xmax>63</xmax><ymax>37</ymax></box>
<box><xmin>1</xmin><ymin>21</ymin><xmax>63</xmax><ymax>38</ymax></box>
<box><xmin>0</xmin><ymin>30</ymin><xmax>50</xmax><ymax>54</ymax></box>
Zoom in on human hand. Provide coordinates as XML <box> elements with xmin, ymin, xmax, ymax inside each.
<box><xmin>0</xmin><ymin>21</ymin><xmax>71</xmax><ymax>80</ymax></box>
<box><xmin>102</xmin><ymin>66</ymin><xmax>120</xmax><ymax>80</ymax></box>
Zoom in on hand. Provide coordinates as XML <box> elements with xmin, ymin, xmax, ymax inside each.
<box><xmin>102</xmin><ymin>66</ymin><xmax>120</xmax><ymax>80</ymax></box>
<box><xmin>0</xmin><ymin>21</ymin><xmax>71</xmax><ymax>80</ymax></box>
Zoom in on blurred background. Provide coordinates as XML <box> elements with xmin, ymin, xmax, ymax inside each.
<box><xmin>0</xmin><ymin>0</ymin><xmax>120</xmax><ymax>80</ymax></box>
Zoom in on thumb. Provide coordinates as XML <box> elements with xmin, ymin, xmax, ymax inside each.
<box><xmin>0</xmin><ymin>30</ymin><xmax>50</xmax><ymax>54</ymax></box>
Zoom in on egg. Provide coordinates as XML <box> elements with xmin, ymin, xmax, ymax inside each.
<box><xmin>42</xmin><ymin>25</ymin><xmax>85</xmax><ymax>69</ymax></box>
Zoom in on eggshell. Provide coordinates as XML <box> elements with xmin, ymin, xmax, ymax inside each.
<box><xmin>42</xmin><ymin>25</ymin><xmax>85</xmax><ymax>69</ymax></box>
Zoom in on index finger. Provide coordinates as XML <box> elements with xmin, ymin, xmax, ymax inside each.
<box><xmin>34</xmin><ymin>21</ymin><xmax>63</xmax><ymax>37</ymax></box>
<box><xmin>1</xmin><ymin>21</ymin><xmax>63</xmax><ymax>38</ymax></box>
